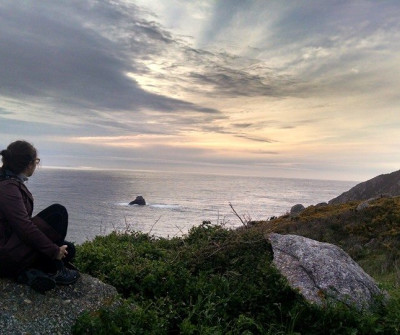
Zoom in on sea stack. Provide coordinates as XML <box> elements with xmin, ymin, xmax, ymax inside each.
<box><xmin>129</xmin><ymin>196</ymin><xmax>146</xmax><ymax>205</ymax></box>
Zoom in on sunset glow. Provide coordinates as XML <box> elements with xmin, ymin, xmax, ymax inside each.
<box><xmin>0</xmin><ymin>1</ymin><xmax>399</xmax><ymax>180</ymax></box>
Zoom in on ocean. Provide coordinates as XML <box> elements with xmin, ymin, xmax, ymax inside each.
<box><xmin>27</xmin><ymin>168</ymin><xmax>357</xmax><ymax>244</ymax></box>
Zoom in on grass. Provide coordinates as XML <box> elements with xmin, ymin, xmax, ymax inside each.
<box><xmin>72</xmin><ymin>197</ymin><xmax>400</xmax><ymax>334</ymax></box>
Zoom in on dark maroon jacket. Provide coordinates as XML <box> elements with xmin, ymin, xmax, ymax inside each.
<box><xmin>0</xmin><ymin>177</ymin><xmax>60</xmax><ymax>277</ymax></box>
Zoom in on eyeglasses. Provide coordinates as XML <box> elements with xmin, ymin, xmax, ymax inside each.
<box><xmin>34</xmin><ymin>158</ymin><xmax>41</xmax><ymax>164</ymax></box>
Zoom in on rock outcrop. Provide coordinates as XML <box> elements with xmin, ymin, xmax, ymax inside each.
<box><xmin>290</xmin><ymin>204</ymin><xmax>305</xmax><ymax>216</ymax></box>
<box><xmin>329</xmin><ymin>170</ymin><xmax>400</xmax><ymax>204</ymax></box>
<box><xmin>0</xmin><ymin>274</ymin><xmax>119</xmax><ymax>335</ymax></box>
<box><xmin>267</xmin><ymin>233</ymin><xmax>384</xmax><ymax>310</ymax></box>
<box><xmin>129</xmin><ymin>196</ymin><xmax>146</xmax><ymax>205</ymax></box>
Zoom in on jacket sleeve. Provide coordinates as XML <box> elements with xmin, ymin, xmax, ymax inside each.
<box><xmin>0</xmin><ymin>182</ymin><xmax>59</xmax><ymax>260</ymax></box>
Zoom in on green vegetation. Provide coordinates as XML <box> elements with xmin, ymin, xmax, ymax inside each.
<box><xmin>72</xmin><ymin>197</ymin><xmax>400</xmax><ymax>334</ymax></box>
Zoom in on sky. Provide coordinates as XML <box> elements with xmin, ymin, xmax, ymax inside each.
<box><xmin>0</xmin><ymin>0</ymin><xmax>399</xmax><ymax>181</ymax></box>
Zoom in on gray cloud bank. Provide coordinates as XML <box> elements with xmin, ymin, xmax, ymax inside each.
<box><xmin>0</xmin><ymin>1</ymin><xmax>218</xmax><ymax>117</ymax></box>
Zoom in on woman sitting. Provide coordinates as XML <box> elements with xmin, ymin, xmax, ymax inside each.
<box><xmin>0</xmin><ymin>140</ymin><xmax>79</xmax><ymax>293</ymax></box>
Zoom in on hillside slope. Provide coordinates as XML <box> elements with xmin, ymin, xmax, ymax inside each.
<box><xmin>329</xmin><ymin>170</ymin><xmax>400</xmax><ymax>204</ymax></box>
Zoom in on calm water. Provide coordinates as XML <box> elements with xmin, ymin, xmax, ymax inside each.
<box><xmin>27</xmin><ymin>169</ymin><xmax>356</xmax><ymax>244</ymax></box>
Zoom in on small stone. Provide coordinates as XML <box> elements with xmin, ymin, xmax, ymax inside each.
<box><xmin>24</xmin><ymin>299</ymin><xmax>32</xmax><ymax>304</ymax></box>
<box><xmin>356</xmin><ymin>200</ymin><xmax>370</xmax><ymax>211</ymax></box>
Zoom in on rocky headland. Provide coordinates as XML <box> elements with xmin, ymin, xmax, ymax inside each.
<box><xmin>329</xmin><ymin>169</ymin><xmax>400</xmax><ymax>204</ymax></box>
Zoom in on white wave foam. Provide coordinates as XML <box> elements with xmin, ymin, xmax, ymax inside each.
<box><xmin>115</xmin><ymin>202</ymin><xmax>181</xmax><ymax>209</ymax></box>
<box><xmin>149</xmin><ymin>204</ymin><xmax>181</xmax><ymax>209</ymax></box>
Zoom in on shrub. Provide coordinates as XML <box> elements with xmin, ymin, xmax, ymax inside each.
<box><xmin>73</xmin><ymin>221</ymin><xmax>400</xmax><ymax>334</ymax></box>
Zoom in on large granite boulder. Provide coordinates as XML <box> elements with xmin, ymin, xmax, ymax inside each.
<box><xmin>0</xmin><ymin>274</ymin><xmax>119</xmax><ymax>334</ymax></box>
<box><xmin>267</xmin><ymin>233</ymin><xmax>385</xmax><ymax>310</ymax></box>
<box><xmin>329</xmin><ymin>169</ymin><xmax>400</xmax><ymax>204</ymax></box>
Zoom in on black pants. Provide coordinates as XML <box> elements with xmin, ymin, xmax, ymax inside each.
<box><xmin>34</xmin><ymin>204</ymin><xmax>75</xmax><ymax>272</ymax></box>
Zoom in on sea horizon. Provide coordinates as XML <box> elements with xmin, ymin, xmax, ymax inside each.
<box><xmin>39</xmin><ymin>165</ymin><xmax>360</xmax><ymax>184</ymax></box>
<box><xmin>29</xmin><ymin>168</ymin><xmax>358</xmax><ymax>244</ymax></box>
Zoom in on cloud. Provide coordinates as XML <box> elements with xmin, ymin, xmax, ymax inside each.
<box><xmin>0</xmin><ymin>1</ymin><xmax>219</xmax><ymax>117</ymax></box>
<box><xmin>234</xmin><ymin>134</ymin><xmax>275</xmax><ymax>143</ymax></box>
<box><xmin>1</xmin><ymin>0</ymin><xmax>400</xmax><ymax>180</ymax></box>
<box><xmin>0</xmin><ymin>108</ymin><xmax>12</xmax><ymax>116</ymax></box>
<box><xmin>178</xmin><ymin>0</ymin><xmax>398</xmax><ymax>104</ymax></box>
<box><xmin>187</xmin><ymin>66</ymin><xmax>275</xmax><ymax>97</ymax></box>
<box><xmin>232</xmin><ymin>123</ymin><xmax>253</xmax><ymax>129</ymax></box>
<box><xmin>130</xmin><ymin>0</ymin><xmax>400</xmax><ymax>105</ymax></box>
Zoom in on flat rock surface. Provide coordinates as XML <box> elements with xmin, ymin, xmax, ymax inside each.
<box><xmin>0</xmin><ymin>274</ymin><xmax>119</xmax><ymax>335</ymax></box>
<box><xmin>267</xmin><ymin>233</ymin><xmax>384</xmax><ymax>310</ymax></box>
